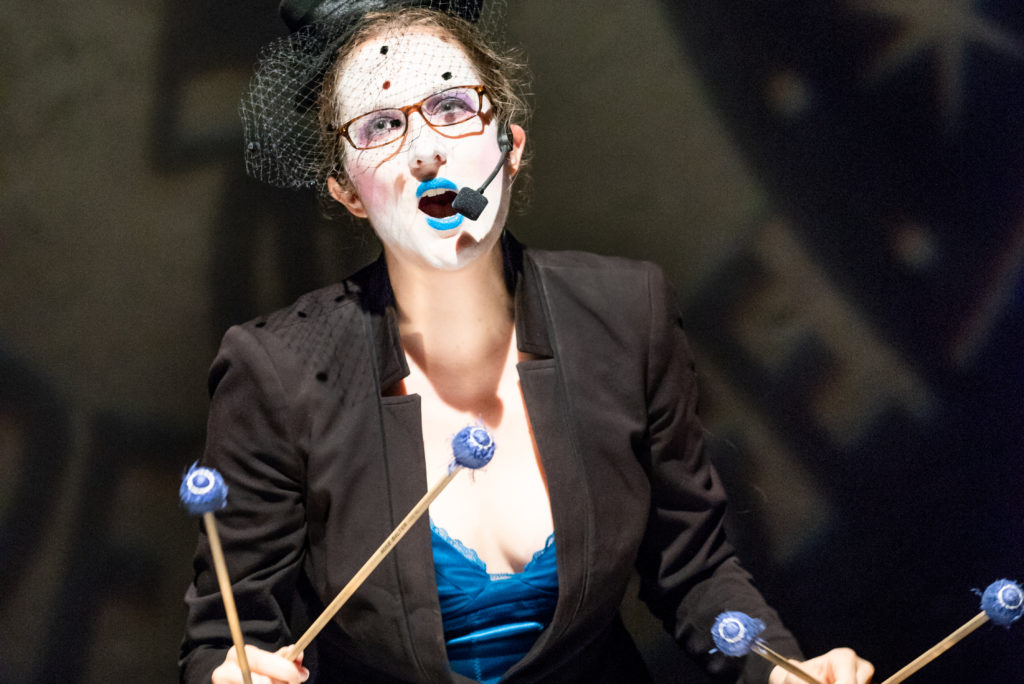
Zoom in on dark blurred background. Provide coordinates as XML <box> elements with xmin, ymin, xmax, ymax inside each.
<box><xmin>1</xmin><ymin>0</ymin><xmax>1022</xmax><ymax>681</ymax></box>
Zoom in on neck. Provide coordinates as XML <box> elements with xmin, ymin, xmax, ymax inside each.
<box><xmin>386</xmin><ymin>239</ymin><xmax>513</xmax><ymax>371</ymax></box>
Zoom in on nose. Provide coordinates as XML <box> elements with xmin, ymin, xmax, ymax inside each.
<box><xmin>406</xmin><ymin>114</ymin><xmax>447</xmax><ymax>181</ymax></box>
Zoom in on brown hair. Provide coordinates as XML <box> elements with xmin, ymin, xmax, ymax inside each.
<box><xmin>317</xmin><ymin>8</ymin><xmax>532</xmax><ymax>200</ymax></box>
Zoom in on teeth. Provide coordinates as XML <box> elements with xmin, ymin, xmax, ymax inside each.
<box><xmin>421</xmin><ymin>188</ymin><xmax>452</xmax><ymax>198</ymax></box>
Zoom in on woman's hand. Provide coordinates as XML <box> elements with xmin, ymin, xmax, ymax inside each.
<box><xmin>768</xmin><ymin>647</ymin><xmax>874</xmax><ymax>684</ymax></box>
<box><xmin>211</xmin><ymin>645</ymin><xmax>309</xmax><ymax>684</ymax></box>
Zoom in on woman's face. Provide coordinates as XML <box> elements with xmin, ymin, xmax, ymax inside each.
<box><xmin>329</xmin><ymin>26</ymin><xmax>524</xmax><ymax>272</ymax></box>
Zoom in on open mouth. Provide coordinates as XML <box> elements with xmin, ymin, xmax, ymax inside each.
<box><xmin>417</xmin><ymin>188</ymin><xmax>458</xmax><ymax>218</ymax></box>
<box><xmin>415</xmin><ymin>177</ymin><xmax>465</xmax><ymax>231</ymax></box>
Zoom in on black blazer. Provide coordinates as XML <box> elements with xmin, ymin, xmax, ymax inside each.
<box><xmin>180</xmin><ymin>235</ymin><xmax>800</xmax><ymax>683</ymax></box>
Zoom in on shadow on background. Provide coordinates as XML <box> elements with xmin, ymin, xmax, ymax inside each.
<box><xmin>1</xmin><ymin>0</ymin><xmax>1022</xmax><ymax>682</ymax></box>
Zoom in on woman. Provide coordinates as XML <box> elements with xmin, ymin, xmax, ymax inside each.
<box><xmin>181</xmin><ymin>2</ymin><xmax>874</xmax><ymax>683</ymax></box>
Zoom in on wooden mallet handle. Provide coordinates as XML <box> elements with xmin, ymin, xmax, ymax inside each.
<box><xmin>880</xmin><ymin>579</ymin><xmax>1024</xmax><ymax>684</ymax></box>
<box><xmin>879</xmin><ymin>611</ymin><xmax>989</xmax><ymax>684</ymax></box>
<box><xmin>203</xmin><ymin>512</ymin><xmax>253</xmax><ymax>684</ymax></box>
<box><xmin>754</xmin><ymin>641</ymin><xmax>824</xmax><ymax>684</ymax></box>
<box><xmin>285</xmin><ymin>466</ymin><xmax>463</xmax><ymax>660</ymax></box>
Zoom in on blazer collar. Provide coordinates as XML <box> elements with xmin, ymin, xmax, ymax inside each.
<box><xmin>352</xmin><ymin>232</ymin><xmax>555</xmax><ymax>393</ymax></box>
<box><xmin>506</xmin><ymin>232</ymin><xmax>554</xmax><ymax>360</ymax></box>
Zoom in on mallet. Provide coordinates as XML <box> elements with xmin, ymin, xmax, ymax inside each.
<box><xmin>180</xmin><ymin>463</ymin><xmax>253</xmax><ymax>684</ymax></box>
<box><xmin>711</xmin><ymin>611</ymin><xmax>823</xmax><ymax>684</ymax></box>
<box><xmin>880</xmin><ymin>578</ymin><xmax>1023</xmax><ymax>684</ymax></box>
<box><xmin>284</xmin><ymin>424</ymin><xmax>496</xmax><ymax>660</ymax></box>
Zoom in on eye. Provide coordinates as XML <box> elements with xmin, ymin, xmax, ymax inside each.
<box><xmin>352</xmin><ymin>110</ymin><xmax>404</xmax><ymax>146</ymax></box>
<box><xmin>423</xmin><ymin>89</ymin><xmax>478</xmax><ymax>125</ymax></box>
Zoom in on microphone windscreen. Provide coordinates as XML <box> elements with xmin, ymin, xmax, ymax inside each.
<box><xmin>452</xmin><ymin>187</ymin><xmax>488</xmax><ymax>220</ymax></box>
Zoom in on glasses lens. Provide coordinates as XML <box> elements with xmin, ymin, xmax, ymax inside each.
<box><xmin>422</xmin><ymin>87</ymin><xmax>480</xmax><ymax>127</ymax></box>
<box><xmin>349</xmin><ymin>110</ymin><xmax>405</xmax><ymax>149</ymax></box>
<box><xmin>343</xmin><ymin>87</ymin><xmax>483</xmax><ymax>149</ymax></box>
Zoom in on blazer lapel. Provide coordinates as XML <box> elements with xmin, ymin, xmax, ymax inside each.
<box><xmin>510</xmin><ymin>242</ymin><xmax>590</xmax><ymax>668</ymax></box>
<box><xmin>379</xmin><ymin>393</ymin><xmax>455</xmax><ymax>681</ymax></box>
<box><xmin>353</xmin><ymin>258</ymin><xmax>455</xmax><ymax>680</ymax></box>
<box><xmin>515</xmin><ymin>361</ymin><xmax>589</xmax><ymax>651</ymax></box>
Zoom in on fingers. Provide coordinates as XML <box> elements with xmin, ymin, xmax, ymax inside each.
<box><xmin>273</xmin><ymin>646</ymin><xmax>308</xmax><ymax>675</ymax></box>
<box><xmin>800</xmin><ymin>648</ymin><xmax>874</xmax><ymax>684</ymax></box>
<box><xmin>856</xmin><ymin>657</ymin><xmax>875</xmax><ymax>684</ymax></box>
<box><xmin>246</xmin><ymin>645</ymin><xmax>310</xmax><ymax>683</ymax></box>
<box><xmin>211</xmin><ymin>645</ymin><xmax>310</xmax><ymax>684</ymax></box>
<box><xmin>825</xmin><ymin>647</ymin><xmax>874</xmax><ymax>684</ymax></box>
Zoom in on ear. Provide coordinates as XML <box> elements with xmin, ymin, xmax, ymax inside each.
<box><xmin>506</xmin><ymin>123</ymin><xmax>526</xmax><ymax>176</ymax></box>
<box><xmin>327</xmin><ymin>176</ymin><xmax>368</xmax><ymax>218</ymax></box>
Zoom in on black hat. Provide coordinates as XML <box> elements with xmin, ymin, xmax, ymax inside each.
<box><xmin>279</xmin><ymin>0</ymin><xmax>483</xmax><ymax>32</ymax></box>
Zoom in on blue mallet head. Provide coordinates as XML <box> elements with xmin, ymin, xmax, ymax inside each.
<box><xmin>179</xmin><ymin>462</ymin><xmax>228</xmax><ymax>515</ymax></box>
<box><xmin>711</xmin><ymin>611</ymin><xmax>766</xmax><ymax>657</ymax></box>
<box><xmin>451</xmin><ymin>425</ymin><xmax>495</xmax><ymax>470</ymax></box>
<box><xmin>980</xmin><ymin>579</ymin><xmax>1024</xmax><ymax>627</ymax></box>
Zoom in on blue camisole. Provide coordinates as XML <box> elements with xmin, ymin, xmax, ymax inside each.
<box><xmin>430</xmin><ymin>520</ymin><xmax>558</xmax><ymax>683</ymax></box>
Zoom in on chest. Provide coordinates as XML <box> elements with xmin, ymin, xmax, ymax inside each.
<box><xmin>296</xmin><ymin>298</ymin><xmax>658</xmax><ymax>679</ymax></box>
<box><xmin>402</xmin><ymin>345</ymin><xmax>554</xmax><ymax>575</ymax></box>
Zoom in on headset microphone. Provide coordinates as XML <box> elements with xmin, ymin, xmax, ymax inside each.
<box><xmin>452</xmin><ymin>124</ymin><xmax>512</xmax><ymax>221</ymax></box>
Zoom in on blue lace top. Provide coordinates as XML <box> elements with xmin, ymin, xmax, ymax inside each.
<box><xmin>430</xmin><ymin>520</ymin><xmax>558</xmax><ymax>683</ymax></box>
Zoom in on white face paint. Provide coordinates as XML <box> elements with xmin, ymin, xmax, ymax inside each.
<box><xmin>334</xmin><ymin>27</ymin><xmax>511</xmax><ymax>271</ymax></box>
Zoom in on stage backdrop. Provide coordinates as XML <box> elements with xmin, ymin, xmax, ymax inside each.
<box><xmin>0</xmin><ymin>0</ymin><xmax>1021</xmax><ymax>681</ymax></box>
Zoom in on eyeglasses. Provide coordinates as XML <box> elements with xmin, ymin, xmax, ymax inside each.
<box><xmin>338</xmin><ymin>85</ymin><xmax>487</xmax><ymax>150</ymax></box>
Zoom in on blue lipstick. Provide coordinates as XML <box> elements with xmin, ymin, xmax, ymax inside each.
<box><xmin>416</xmin><ymin>177</ymin><xmax>465</xmax><ymax>231</ymax></box>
